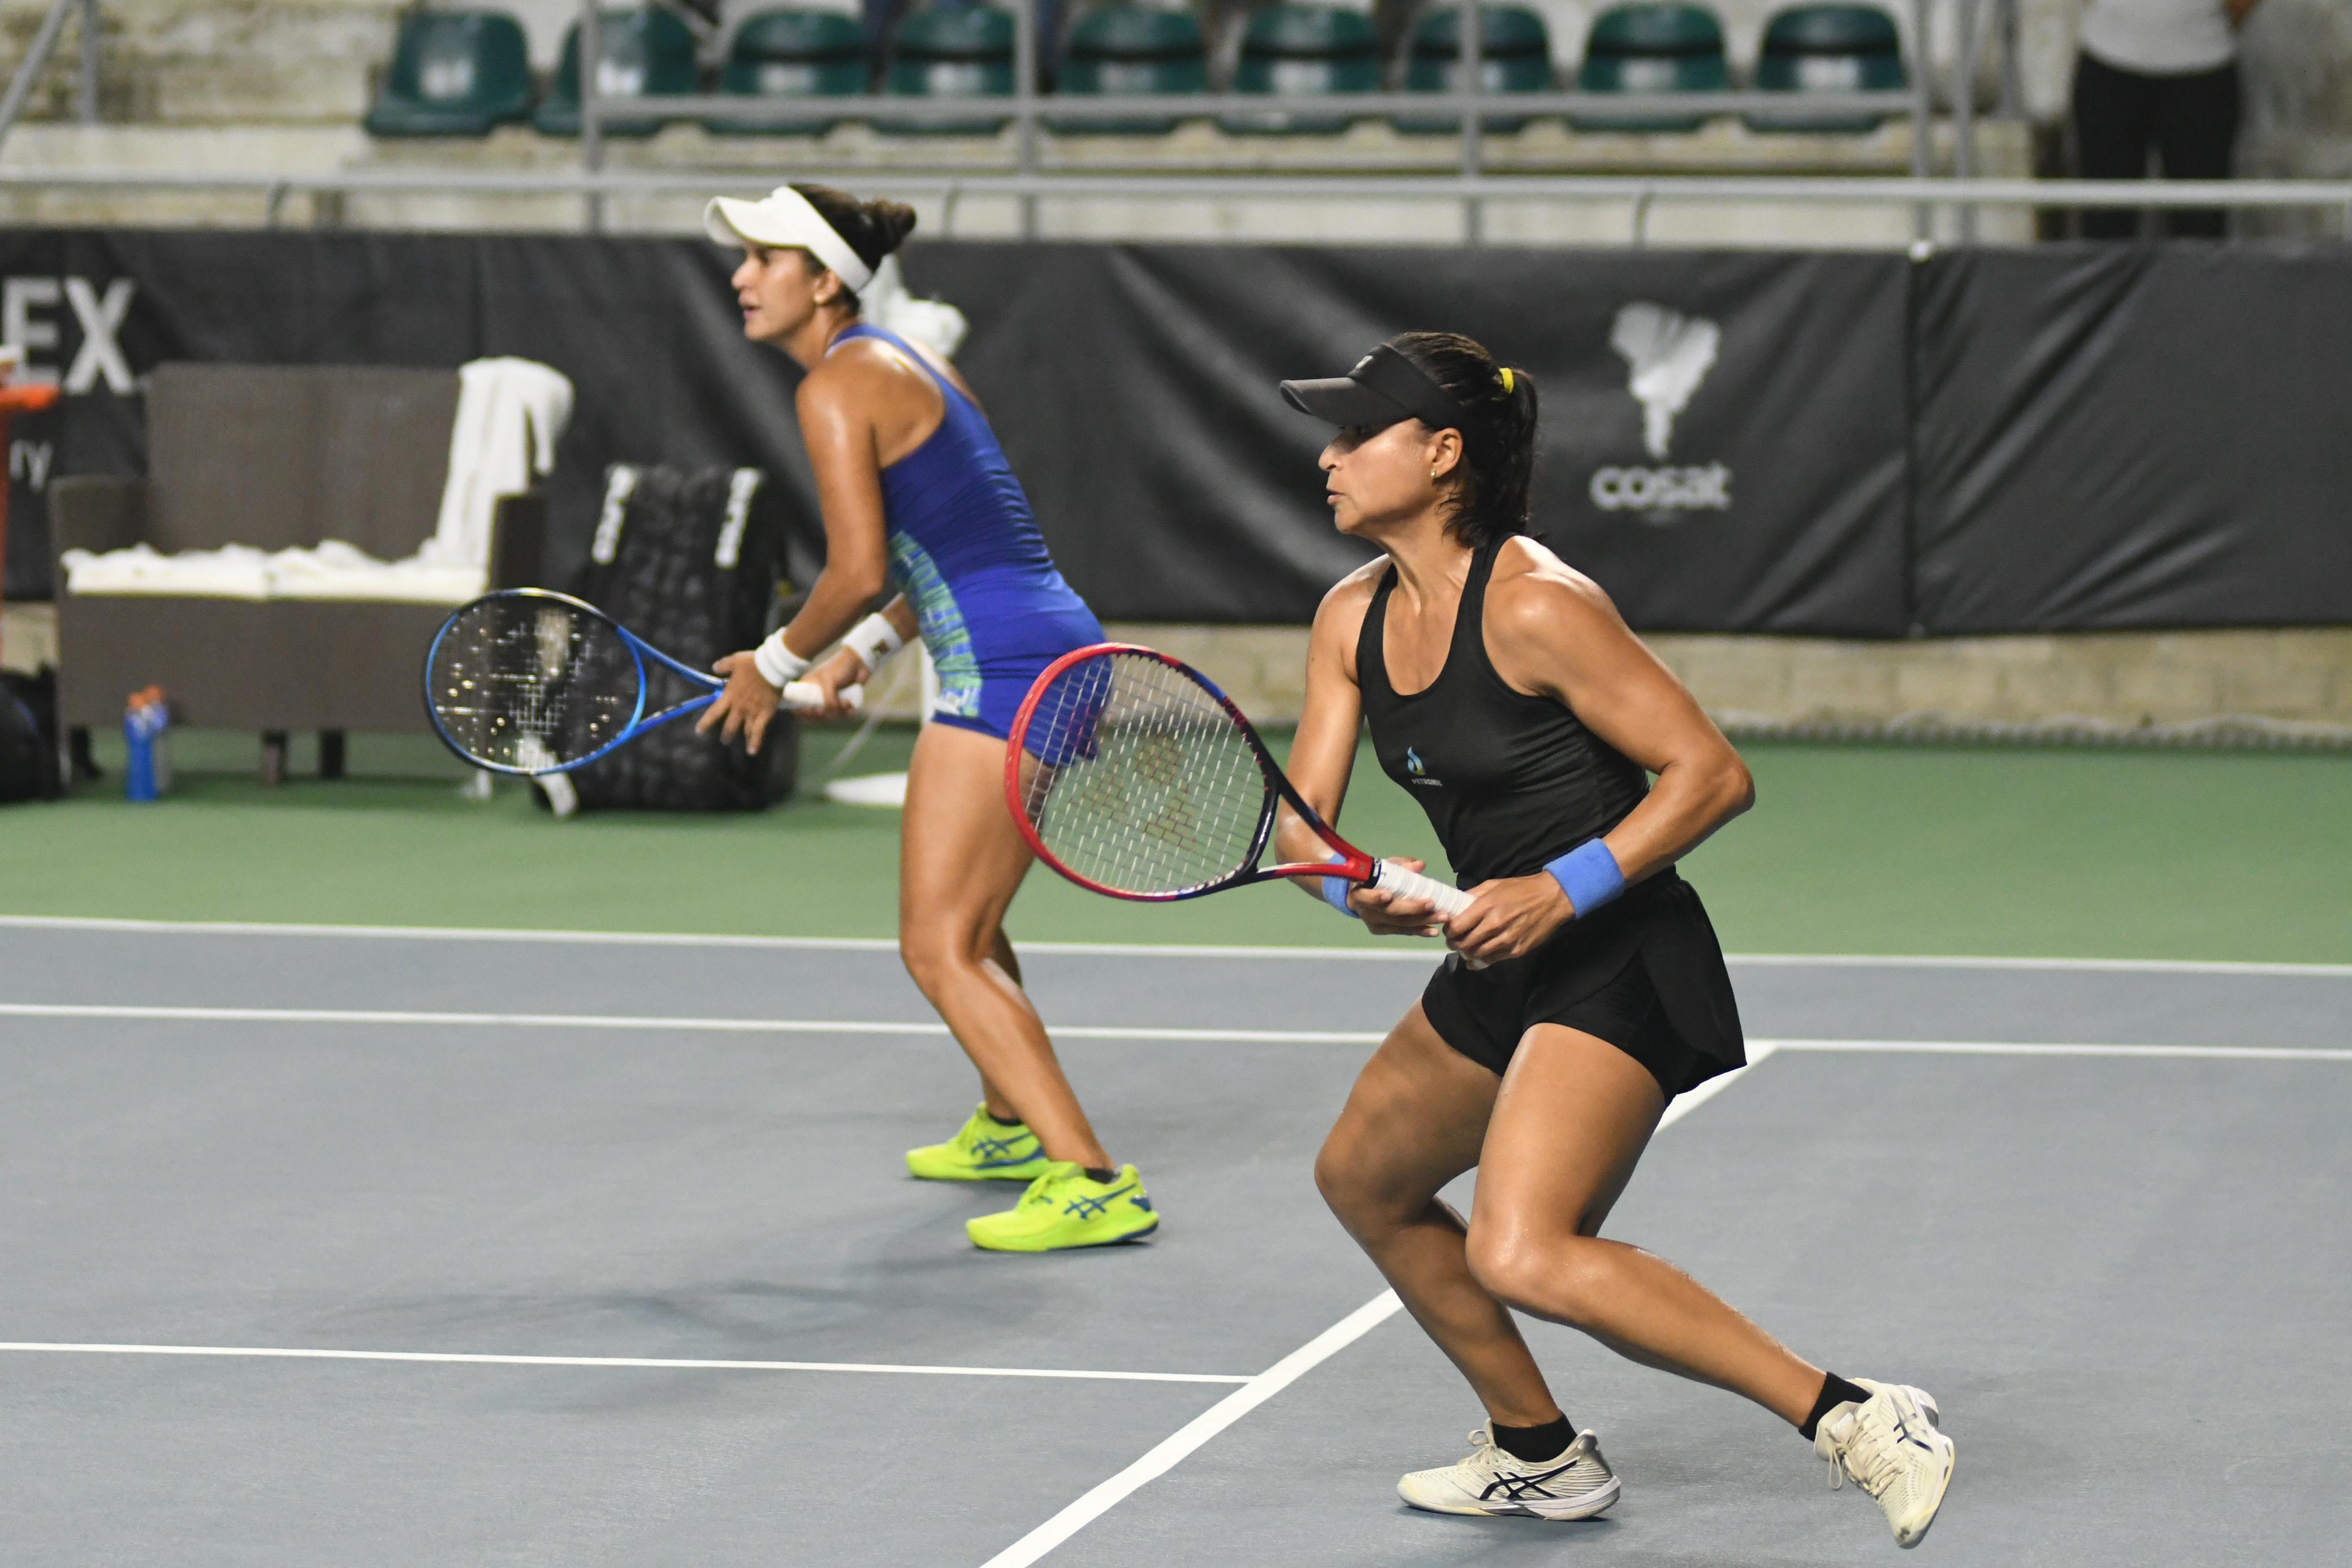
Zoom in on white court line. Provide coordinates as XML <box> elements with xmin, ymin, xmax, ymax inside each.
<box><xmin>0</xmin><ymin>1003</ymin><xmax>1380</xmax><ymax>1046</ymax></box>
<box><xmin>0</xmin><ymin>1343</ymin><xmax>1249</xmax><ymax>1384</ymax></box>
<box><xmin>3</xmin><ymin>915</ymin><xmax>2345</xmax><ymax>976</ymax></box>
<box><xmin>1761</xmin><ymin>1038</ymin><xmax>2352</xmax><ymax>1062</ymax></box>
<box><xmin>972</xmin><ymin>1045</ymin><xmax>1780</xmax><ymax>1568</ymax></box>
<box><xmin>7</xmin><ymin>1007</ymin><xmax>2347</xmax><ymax>1060</ymax></box>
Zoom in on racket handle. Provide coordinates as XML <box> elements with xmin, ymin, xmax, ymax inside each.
<box><xmin>778</xmin><ymin>681</ymin><xmax>863</xmax><ymax>714</ymax></box>
<box><xmin>1372</xmin><ymin>862</ymin><xmax>1473</xmax><ymax>919</ymax></box>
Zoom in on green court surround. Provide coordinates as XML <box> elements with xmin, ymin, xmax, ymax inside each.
<box><xmin>5</xmin><ymin>725</ymin><xmax>2345</xmax><ymax>964</ymax></box>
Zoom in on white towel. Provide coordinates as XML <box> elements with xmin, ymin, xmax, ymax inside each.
<box><xmin>865</xmin><ymin>257</ymin><xmax>969</xmax><ymax>361</ymax></box>
<box><xmin>60</xmin><ymin>540</ymin><xmax>488</xmax><ymax>603</ymax></box>
<box><xmin>62</xmin><ymin>356</ymin><xmax>575</xmax><ymax>606</ymax></box>
<box><xmin>427</xmin><ymin>357</ymin><xmax>574</xmax><ymax>575</ymax></box>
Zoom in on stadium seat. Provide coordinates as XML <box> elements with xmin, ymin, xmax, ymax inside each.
<box><xmin>887</xmin><ymin>5</ymin><xmax>1017</xmax><ymax>135</ymax></box>
<box><xmin>1223</xmin><ymin>5</ymin><xmax>1380</xmax><ymax>136</ymax></box>
<box><xmin>363</xmin><ymin>10</ymin><xmax>535</xmax><ymax>137</ymax></box>
<box><xmin>533</xmin><ymin>7</ymin><xmax>700</xmax><ymax>138</ymax></box>
<box><xmin>1746</xmin><ymin>4</ymin><xmax>1906</xmax><ymax>132</ymax></box>
<box><xmin>1053</xmin><ymin>6</ymin><xmax>1208</xmax><ymax>135</ymax></box>
<box><xmin>710</xmin><ymin>9</ymin><xmax>870</xmax><ymax>135</ymax></box>
<box><xmin>1571</xmin><ymin>3</ymin><xmax>1728</xmax><ymax>133</ymax></box>
<box><xmin>1399</xmin><ymin>6</ymin><xmax>1553</xmax><ymax>135</ymax></box>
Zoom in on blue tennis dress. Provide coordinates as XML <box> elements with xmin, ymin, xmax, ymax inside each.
<box><xmin>831</xmin><ymin>323</ymin><xmax>1103</xmax><ymax>740</ymax></box>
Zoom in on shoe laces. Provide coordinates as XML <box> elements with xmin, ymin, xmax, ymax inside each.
<box><xmin>1823</xmin><ymin>1404</ymin><xmax>1905</xmax><ymax>1498</ymax></box>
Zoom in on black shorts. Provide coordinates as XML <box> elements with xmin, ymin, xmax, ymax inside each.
<box><xmin>1420</xmin><ymin>871</ymin><xmax>1745</xmax><ymax>1099</ymax></box>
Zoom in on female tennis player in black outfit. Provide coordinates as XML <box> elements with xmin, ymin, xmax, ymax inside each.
<box><xmin>1277</xmin><ymin>333</ymin><xmax>1954</xmax><ymax>1548</ymax></box>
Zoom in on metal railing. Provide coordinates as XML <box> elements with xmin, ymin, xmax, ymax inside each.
<box><xmin>571</xmin><ymin>0</ymin><xmax>2013</xmax><ymax>237</ymax></box>
<box><xmin>0</xmin><ymin>0</ymin><xmax>100</xmax><ymax>155</ymax></box>
<box><xmin>3</xmin><ymin>164</ymin><xmax>2345</xmax><ymax>245</ymax></box>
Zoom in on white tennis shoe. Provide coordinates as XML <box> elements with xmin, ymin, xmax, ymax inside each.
<box><xmin>1398</xmin><ymin>1426</ymin><xmax>1622</xmax><ymax>1521</ymax></box>
<box><xmin>1814</xmin><ymin>1379</ymin><xmax>1956</xmax><ymax>1548</ymax></box>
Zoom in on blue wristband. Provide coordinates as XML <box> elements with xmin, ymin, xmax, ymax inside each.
<box><xmin>1545</xmin><ymin>839</ymin><xmax>1624</xmax><ymax>917</ymax></box>
<box><xmin>1319</xmin><ymin>852</ymin><xmax>1356</xmax><ymax>916</ymax></box>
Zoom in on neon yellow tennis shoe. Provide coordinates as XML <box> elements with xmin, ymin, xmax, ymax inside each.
<box><xmin>906</xmin><ymin>1104</ymin><xmax>1052</xmax><ymax>1183</ymax></box>
<box><xmin>966</xmin><ymin>1162</ymin><xmax>1158</xmax><ymax>1252</ymax></box>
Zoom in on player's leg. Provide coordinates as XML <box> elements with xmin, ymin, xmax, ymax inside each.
<box><xmin>1316</xmin><ymin>1004</ymin><xmax>1549</xmax><ymax>1420</ymax></box>
<box><xmin>1467</xmin><ymin>1023</ymin><xmax>1821</xmax><ymax>1417</ymax></box>
<box><xmin>899</xmin><ymin>720</ymin><xmax>1156</xmax><ymax>1250</ymax></box>
<box><xmin>899</xmin><ymin>718</ymin><xmax>1109</xmax><ymax>1169</ymax></box>
<box><xmin>1316</xmin><ymin>1007</ymin><xmax>1622</xmax><ymax>1520</ymax></box>
<box><xmin>1469</xmin><ymin>1024</ymin><xmax>1953</xmax><ymax>1545</ymax></box>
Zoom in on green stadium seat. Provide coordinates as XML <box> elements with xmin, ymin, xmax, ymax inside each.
<box><xmin>533</xmin><ymin>7</ymin><xmax>700</xmax><ymax>138</ymax></box>
<box><xmin>887</xmin><ymin>5</ymin><xmax>1017</xmax><ymax>136</ymax></box>
<box><xmin>1052</xmin><ymin>6</ymin><xmax>1208</xmax><ymax>135</ymax></box>
<box><xmin>364</xmin><ymin>10</ymin><xmax>535</xmax><ymax>137</ymax></box>
<box><xmin>1746</xmin><ymin>4</ymin><xmax>1906</xmax><ymax>132</ymax></box>
<box><xmin>1223</xmin><ymin>5</ymin><xmax>1380</xmax><ymax>136</ymax></box>
<box><xmin>1572</xmin><ymin>3</ymin><xmax>1728</xmax><ymax>133</ymax></box>
<box><xmin>1399</xmin><ymin>6</ymin><xmax>1553</xmax><ymax>135</ymax></box>
<box><xmin>709</xmin><ymin>9</ymin><xmax>870</xmax><ymax>135</ymax></box>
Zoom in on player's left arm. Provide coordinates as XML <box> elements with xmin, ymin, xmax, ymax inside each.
<box><xmin>1442</xmin><ymin>540</ymin><xmax>1754</xmax><ymax>964</ymax></box>
<box><xmin>702</xmin><ymin>356</ymin><xmax>897</xmax><ymax>745</ymax></box>
<box><xmin>1274</xmin><ymin>566</ymin><xmax>1444</xmax><ymax>937</ymax></box>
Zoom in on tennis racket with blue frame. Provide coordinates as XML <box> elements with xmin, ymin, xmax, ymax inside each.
<box><xmin>1005</xmin><ymin>643</ymin><xmax>1472</xmax><ymax>919</ymax></box>
<box><xmin>423</xmin><ymin>588</ymin><xmax>861</xmax><ymax>777</ymax></box>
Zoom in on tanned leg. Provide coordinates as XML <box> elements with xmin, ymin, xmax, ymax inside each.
<box><xmin>899</xmin><ymin>722</ymin><xmax>1112</xmax><ymax>1168</ymax></box>
<box><xmin>1466</xmin><ymin>1024</ymin><xmax>1823</xmax><ymax>1427</ymax></box>
<box><xmin>1315</xmin><ymin>1005</ymin><xmax>1561</xmax><ymax>1428</ymax></box>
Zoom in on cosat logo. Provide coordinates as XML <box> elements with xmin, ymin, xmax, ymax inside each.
<box><xmin>1589</xmin><ymin>302</ymin><xmax>1732</xmax><ymax>520</ymax></box>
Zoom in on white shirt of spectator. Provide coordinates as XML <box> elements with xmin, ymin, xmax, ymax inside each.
<box><xmin>2080</xmin><ymin>0</ymin><xmax>2239</xmax><ymax>77</ymax></box>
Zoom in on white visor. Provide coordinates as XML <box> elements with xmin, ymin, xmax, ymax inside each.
<box><xmin>704</xmin><ymin>185</ymin><xmax>877</xmax><ymax>294</ymax></box>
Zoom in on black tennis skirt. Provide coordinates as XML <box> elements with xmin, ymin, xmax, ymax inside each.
<box><xmin>1420</xmin><ymin>869</ymin><xmax>1746</xmax><ymax>1099</ymax></box>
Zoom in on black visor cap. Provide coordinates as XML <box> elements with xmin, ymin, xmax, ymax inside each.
<box><xmin>1280</xmin><ymin>343</ymin><xmax>1469</xmax><ymax>434</ymax></box>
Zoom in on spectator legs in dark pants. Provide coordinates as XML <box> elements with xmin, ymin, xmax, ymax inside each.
<box><xmin>2072</xmin><ymin>50</ymin><xmax>2241</xmax><ymax>239</ymax></box>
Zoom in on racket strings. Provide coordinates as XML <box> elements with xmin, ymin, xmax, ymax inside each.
<box><xmin>1018</xmin><ymin>653</ymin><xmax>1273</xmax><ymax>896</ymax></box>
<box><xmin>427</xmin><ymin>597</ymin><xmax>639</xmax><ymax>770</ymax></box>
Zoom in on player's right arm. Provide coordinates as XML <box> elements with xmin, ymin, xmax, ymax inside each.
<box><xmin>1276</xmin><ymin>566</ymin><xmax>1441</xmax><ymax>936</ymax></box>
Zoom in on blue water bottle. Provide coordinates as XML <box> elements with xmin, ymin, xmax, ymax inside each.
<box><xmin>123</xmin><ymin>687</ymin><xmax>171</xmax><ymax>802</ymax></box>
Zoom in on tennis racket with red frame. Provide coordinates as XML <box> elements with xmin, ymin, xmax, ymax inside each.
<box><xmin>1004</xmin><ymin>644</ymin><xmax>1473</xmax><ymax>920</ymax></box>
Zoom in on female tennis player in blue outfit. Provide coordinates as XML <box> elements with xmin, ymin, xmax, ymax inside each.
<box><xmin>696</xmin><ymin>184</ymin><xmax>1154</xmax><ymax>1253</ymax></box>
<box><xmin>1278</xmin><ymin>333</ymin><xmax>1953</xmax><ymax>1546</ymax></box>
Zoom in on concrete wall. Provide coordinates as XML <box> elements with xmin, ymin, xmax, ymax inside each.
<box><xmin>841</xmin><ymin>616</ymin><xmax>2351</xmax><ymax>743</ymax></box>
<box><xmin>9</xmin><ymin>601</ymin><xmax>2342</xmax><ymax>743</ymax></box>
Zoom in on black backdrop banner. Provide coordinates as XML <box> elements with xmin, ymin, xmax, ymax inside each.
<box><xmin>914</xmin><ymin>245</ymin><xmax>1912</xmax><ymax>632</ymax></box>
<box><xmin>3</xmin><ymin>231</ymin><xmax>2346</xmax><ymax>634</ymax></box>
<box><xmin>1910</xmin><ymin>245</ymin><xmax>2352</xmax><ymax>633</ymax></box>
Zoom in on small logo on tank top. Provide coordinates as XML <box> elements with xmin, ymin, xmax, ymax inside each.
<box><xmin>1404</xmin><ymin>747</ymin><xmax>1442</xmax><ymax>789</ymax></box>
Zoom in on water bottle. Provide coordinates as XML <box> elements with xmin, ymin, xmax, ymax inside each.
<box><xmin>123</xmin><ymin>687</ymin><xmax>171</xmax><ymax>802</ymax></box>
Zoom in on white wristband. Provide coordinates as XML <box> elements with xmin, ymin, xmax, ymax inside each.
<box><xmin>842</xmin><ymin>613</ymin><xmax>906</xmax><ymax>678</ymax></box>
<box><xmin>751</xmin><ymin>631</ymin><xmax>812</xmax><ymax>689</ymax></box>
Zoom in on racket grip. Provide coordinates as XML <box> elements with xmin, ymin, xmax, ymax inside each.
<box><xmin>778</xmin><ymin>681</ymin><xmax>863</xmax><ymax>714</ymax></box>
<box><xmin>1373</xmin><ymin>863</ymin><xmax>1473</xmax><ymax>919</ymax></box>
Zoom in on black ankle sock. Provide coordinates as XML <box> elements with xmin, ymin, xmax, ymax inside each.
<box><xmin>1083</xmin><ymin>1166</ymin><xmax>1117</xmax><ymax>1184</ymax></box>
<box><xmin>982</xmin><ymin>1110</ymin><xmax>1024</xmax><ymax>1127</ymax></box>
<box><xmin>1798</xmin><ymin>1374</ymin><xmax>1873</xmax><ymax>1441</ymax></box>
<box><xmin>1491</xmin><ymin>1415</ymin><xmax>1576</xmax><ymax>1464</ymax></box>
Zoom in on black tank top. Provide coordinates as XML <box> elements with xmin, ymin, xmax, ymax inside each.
<box><xmin>1357</xmin><ymin>539</ymin><xmax>1648</xmax><ymax>888</ymax></box>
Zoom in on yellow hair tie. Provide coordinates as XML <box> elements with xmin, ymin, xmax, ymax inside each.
<box><xmin>1499</xmin><ymin>367</ymin><xmax>1515</xmax><ymax>393</ymax></box>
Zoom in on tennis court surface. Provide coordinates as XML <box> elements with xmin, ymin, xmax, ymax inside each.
<box><xmin>3</xmin><ymin>916</ymin><xmax>2347</xmax><ymax>1566</ymax></box>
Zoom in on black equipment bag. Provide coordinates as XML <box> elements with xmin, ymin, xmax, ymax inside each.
<box><xmin>0</xmin><ymin>670</ymin><xmax>62</xmax><ymax>804</ymax></box>
<box><xmin>555</xmin><ymin>464</ymin><xmax>797</xmax><ymax>812</ymax></box>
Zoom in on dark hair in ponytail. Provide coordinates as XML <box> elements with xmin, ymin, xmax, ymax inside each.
<box><xmin>1388</xmin><ymin>331</ymin><xmax>1538</xmax><ymax>551</ymax></box>
<box><xmin>789</xmin><ymin>183</ymin><xmax>919</xmax><ymax>313</ymax></box>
